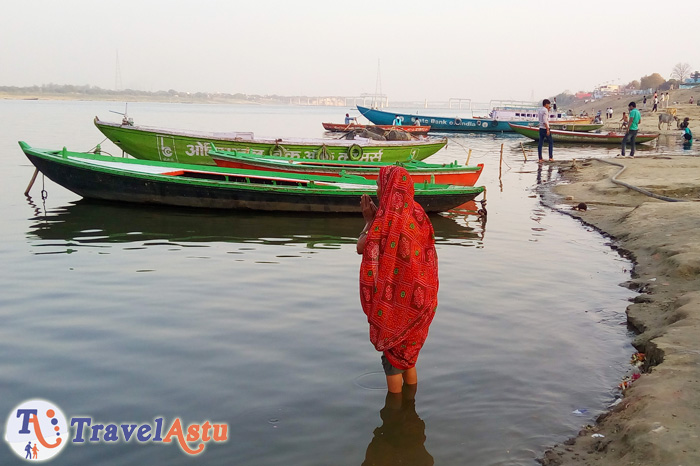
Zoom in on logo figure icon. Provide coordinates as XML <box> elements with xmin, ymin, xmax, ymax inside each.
<box><xmin>4</xmin><ymin>399</ymin><xmax>68</xmax><ymax>461</ymax></box>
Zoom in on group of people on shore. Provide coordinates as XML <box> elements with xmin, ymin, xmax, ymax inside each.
<box><xmin>536</xmin><ymin>98</ymin><xmax>642</xmax><ymax>161</ymax></box>
<box><xmin>646</xmin><ymin>91</ymin><xmax>671</xmax><ymax>112</ymax></box>
<box><xmin>536</xmin><ymin>98</ymin><xmax>691</xmax><ymax>161</ymax></box>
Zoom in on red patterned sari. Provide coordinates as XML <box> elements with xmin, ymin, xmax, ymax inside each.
<box><xmin>360</xmin><ymin>166</ymin><xmax>439</xmax><ymax>370</ymax></box>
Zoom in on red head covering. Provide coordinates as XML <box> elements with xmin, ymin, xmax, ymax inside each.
<box><xmin>359</xmin><ymin>165</ymin><xmax>439</xmax><ymax>370</ymax></box>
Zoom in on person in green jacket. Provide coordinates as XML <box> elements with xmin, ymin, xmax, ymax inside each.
<box><xmin>621</xmin><ymin>101</ymin><xmax>641</xmax><ymax>157</ymax></box>
<box><xmin>683</xmin><ymin>126</ymin><xmax>693</xmax><ymax>142</ymax></box>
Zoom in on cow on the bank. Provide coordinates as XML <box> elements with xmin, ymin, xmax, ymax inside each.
<box><xmin>658</xmin><ymin>113</ymin><xmax>679</xmax><ymax>130</ymax></box>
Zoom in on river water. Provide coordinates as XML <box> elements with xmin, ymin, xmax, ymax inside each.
<box><xmin>1</xmin><ymin>100</ymin><xmax>690</xmax><ymax>465</ymax></box>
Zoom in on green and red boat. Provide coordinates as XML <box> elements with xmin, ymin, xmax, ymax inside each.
<box><xmin>209</xmin><ymin>147</ymin><xmax>484</xmax><ymax>186</ymax></box>
<box><xmin>94</xmin><ymin>117</ymin><xmax>447</xmax><ymax>166</ymax></box>
<box><xmin>19</xmin><ymin>142</ymin><xmax>484</xmax><ymax>213</ymax></box>
<box><xmin>509</xmin><ymin>123</ymin><xmax>660</xmax><ymax>144</ymax></box>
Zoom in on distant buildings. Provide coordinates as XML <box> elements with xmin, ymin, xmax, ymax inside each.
<box><xmin>679</xmin><ymin>76</ymin><xmax>700</xmax><ymax>89</ymax></box>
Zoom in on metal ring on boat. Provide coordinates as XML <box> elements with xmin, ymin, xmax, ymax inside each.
<box><xmin>317</xmin><ymin>144</ymin><xmax>331</xmax><ymax>160</ymax></box>
<box><xmin>349</xmin><ymin>144</ymin><xmax>363</xmax><ymax>161</ymax></box>
<box><xmin>491</xmin><ymin>120</ymin><xmax>498</xmax><ymax>127</ymax></box>
<box><xmin>562</xmin><ymin>125</ymin><xmax>568</xmax><ymax>131</ymax></box>
<box><xmin>271</xmin><ymin>144</ymin><xmax>287</xmax><ymax>156</ymax></box>
<box><xmin>454</xmin><ymin>118</ymin><xmax>462</xmax><ymax>125</ymax></box>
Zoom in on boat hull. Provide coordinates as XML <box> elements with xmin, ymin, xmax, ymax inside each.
<box><xmin>357</xmin><ymin>106</ymin><xmax>515</xmax><ymax>132</ymax></box>
<box><xmin>95</xmin><ymin>118</ymin><xmax>446</xmax><ymax>166</ymax></box>
<box><xmin>509</xmin><ymin>124</ymin><xmax>660</xmax><ymax>144</ymax></box>
<box><xmin>210</xmin><ymin>150</ymin><xmax>484</xmax><ymax>186</ymax></box>
<box><xmin>20</xmin><ymin>143</ymin><xmax>483</xmax><ymax>213</ymax></box>
<box><xmin>547</xmin><ymin>123</ymin><xmax>604</xmax><ymax>132</ymax></box>
<box><xmin>322</xmin><ymin>122</ymin><xmax>431</xmax><ymax>135</ymax></box>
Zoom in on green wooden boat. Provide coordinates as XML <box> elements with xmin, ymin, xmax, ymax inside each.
<box><xmin>94</xmin><ymin>117</ymin><xmax>447</xmax><ymax>166</ymax></box>
<box><xmin>509</xmin><ymin>124</ymin><xmax>660</xmax><ymax>144</ymax></box>
<box><xmin>209</xmin><ymin>147</ymin><xmax>484</xmax><ymax>186</ymax></box>
<box><xmin>545</xmin><ymin>122</ymin><xmax>604</xmax><ymax>132</ymax></box>
<box><xmin>19</xmin><ymin>142</ymin><xmax>484</xmax><ymax>213</ymax></box>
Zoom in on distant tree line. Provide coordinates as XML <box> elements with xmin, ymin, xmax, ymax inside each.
<box><xmin>553</xmin><ymin>62</ymin><xmax>696</xmax><ymax>106</ymax></box>
<box><xmin>0</xmin><ymin>83</ymin><xmax>290</xmax><ymax>103</ymax></box>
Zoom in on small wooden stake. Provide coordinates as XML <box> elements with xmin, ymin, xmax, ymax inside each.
<box><xmin>520</xmin><ymin>142</ymin><xmax>527</xmax><ymax>161</ymax></box>
<box><xmin>466</xmin><ymin>149</ymin><xmax>472</xmax><ymax>165</ymax></box>
<box><xmin>498</xmin><ymin>143</ymin><xmax>503</xmax><ymax>187</ymax></box>
<box><xmin>24</xmin><ymin>168</ymin><xmax>39</xmax><ymax>195</ymax></box>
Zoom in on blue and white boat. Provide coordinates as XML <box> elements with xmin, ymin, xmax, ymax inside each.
<box><xmin>356</xmin><ymin>105</ymin><xmax>587</xmax><ymax>133</ymax></box>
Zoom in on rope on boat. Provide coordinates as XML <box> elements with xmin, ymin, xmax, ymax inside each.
<box><xmin>446</xmin><ymin>137</ymin><xmax>486</xmax><ymax>161</ymax></box>
<box><xmin>41</xmin><ymin>173</ymin><xmax>48</xmax><ymax>201</ymax></box>
<box><xmin>593</xmin><ymin>158</ymin><xmax>697</xmax><ymax>203</ymax></box>
<box><xmin>478</xmin><ymin>188</ymin><xmax>487</xmax><ymax>218</ymax></box>
<box><xmin>86</xmin><ymin>137</ymin><xmax>110</xmax><ymax>154</ymax></box>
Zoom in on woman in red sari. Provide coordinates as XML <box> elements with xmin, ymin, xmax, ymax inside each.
<box><xmin>357</xmin><ymin>165</ymin><xmax>439</xmax><ymax>393</ymax></box>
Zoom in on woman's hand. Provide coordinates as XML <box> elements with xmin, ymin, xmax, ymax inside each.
<box><xmin>361</xmin><ymin>194</ymin><xmax>377</xmax><ymax>224</ymax></box>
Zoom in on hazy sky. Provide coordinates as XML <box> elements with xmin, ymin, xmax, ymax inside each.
<box><xmin>1</xmin><ymin>0</ymin><xmax>698</xmax><ymax>103</ymax></box>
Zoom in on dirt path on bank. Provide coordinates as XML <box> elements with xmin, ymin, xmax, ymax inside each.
<box><xmin>538</xmin><ymin>156</ymin><xmax>700</xmax><ymax>465</ymax></box>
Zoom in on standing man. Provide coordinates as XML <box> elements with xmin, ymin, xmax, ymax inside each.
<box><xmin>621</xmin><ymin>101</ymin><xmax>641</xmax><ymax>157</ymax></box>
<box><xmin>537</xmin><ymin>99</ymin><xmax>553</xmax><ymax>163</ymax></box>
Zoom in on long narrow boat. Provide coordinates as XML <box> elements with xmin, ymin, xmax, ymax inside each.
<box><xmin>547</xmin><ymin>122</ymin><xmax>604</xmax><ymax>132</ymax></box>
<box><xmin>512</xmin><ymin>122</ymin><xmax>604</xmax><ymax>132</ymax></box>
<box><xmin>508</xmin><ymin>124</ymin><xmax>660</xmax><ymax>144</ymax></box>
<box><xmin>358</xmin><ymin>105</ymin><xmax>515</xmax><ymax>132</ymax></box>
<box><xmin>356</xmin><ymin>105</ymin><xmax>592</xmax><ymax>133</ymax></box>
<box><xmin>322</xmin><ymin>122</ymin><xmax>431</xmax><ymax>135</ymax></box>
<box><xmin>19</xmin><ymin>142</ymin><xmax>484</xmax><ymax>213</ymax></box>
<box><xmin>209</xmin><ymin>147</ymin><xmax>484</xmax><ymax>186</ymax></box>
<box><xmin>94</xmin><ymin>117</ymin><xmax>447</xmax><ymax>166</ymax></box>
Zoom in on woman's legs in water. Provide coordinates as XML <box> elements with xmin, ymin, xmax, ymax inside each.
<box><xmin>386</xmin><ymin>367</ymin><xmax>417</xmax><ymax>393</ymax></box>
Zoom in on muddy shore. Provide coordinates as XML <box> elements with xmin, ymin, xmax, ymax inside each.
<box><xmin>537</xmin><ymin>152</ymin><xmax>700</xmax><ymax>465</ymax></box>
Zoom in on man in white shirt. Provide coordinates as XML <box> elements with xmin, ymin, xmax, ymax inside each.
<box><xmin>537</xmin><ymin>99</ymin><xmax>553</xmax><ymax>163</ymax></box>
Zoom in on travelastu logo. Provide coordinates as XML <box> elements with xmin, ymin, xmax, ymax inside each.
<box><xmin>4</xmin><ymin>400</ymin><xmax>68</xmax><ymax>461</ymax></box>
<box><xmin>4</xmin><ymin>399</ymin><xmax>228</xmax><ymax>461</ymax></box>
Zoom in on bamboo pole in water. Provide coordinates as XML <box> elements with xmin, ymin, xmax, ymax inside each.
<box><xmin>498</xmin><ymin>143</ymin><xmax>503</xmax><ymax>186</ymax></box>
<box><xmin>24</xmin><ymin>168</ymin><xmax>39</xmax><ymax>195</ymax></box>
<box><xmin>520</xmin><ymin>142</ymin><xmax>527</xmax><ymax>161</ymax></box>
<box><xmin>466</xmin><ymin>149</ymin><xmax>472</xmax><ymax>165</ymax></box>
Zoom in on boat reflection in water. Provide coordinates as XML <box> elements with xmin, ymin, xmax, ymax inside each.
<box><xmin>25</xmin><ymin>198</ymin><xmax>485</xmax><ymax>249</ymax></box>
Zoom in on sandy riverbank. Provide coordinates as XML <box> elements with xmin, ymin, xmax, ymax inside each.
<box><xmin>537</xmin><ymin>155</ymin><xmax>700</xmax><ymax>465</ymax></box>
<box><xmin>568</xmin><ymin>88</ymin><xmax>700</xmax><ymax>137</ymax></box>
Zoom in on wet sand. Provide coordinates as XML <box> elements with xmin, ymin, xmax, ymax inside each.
<box><xmin>537</xmin><ymin>106</ymin><xmax>700</xmax><ymax>464</ymax></box>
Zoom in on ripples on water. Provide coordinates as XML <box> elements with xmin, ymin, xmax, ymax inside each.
<box><xmin>3</xmin><ymin>100</ymin><xmax>690</xmax><ymax>465</ymax></box>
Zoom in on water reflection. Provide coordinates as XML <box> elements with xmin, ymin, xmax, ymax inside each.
<box><xmin>362</xmin><ymin>385</ymin><xmax>433</xmax><ymax>466</ymax></box>
<box><xmin>536</xmin><ymin>163</ymin><xmax>555</xmax><ymax>185</ymax></box>
<box><xmin>25</xmin><ymin>198</ymin><xmax>485</xmax><ymax>248</ymax></box>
